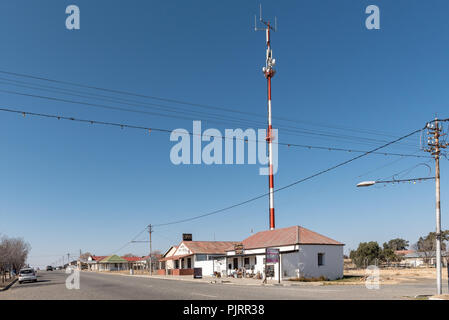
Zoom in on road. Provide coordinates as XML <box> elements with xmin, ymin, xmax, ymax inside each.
<box><xmin>0</xmin><ymin>270</ymin><xmax>439</xmax><ymax>300</ymax></box>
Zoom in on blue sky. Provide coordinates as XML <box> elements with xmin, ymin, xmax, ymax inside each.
<box><xmin>0</xmin><ymin>0</ymin><xmax>448</xmax><ymax>267</ymax></box>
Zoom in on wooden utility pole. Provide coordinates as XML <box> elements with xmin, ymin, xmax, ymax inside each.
<box><xmin>426</xmin><ymin>118</ymin><xmax>447</xmax><ymax>295</ymax></box>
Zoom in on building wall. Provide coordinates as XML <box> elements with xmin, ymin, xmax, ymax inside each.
<box><xmin>287</xmin><ymin>244</ymin><xmax>343</xmax><ymax>280</ymax></box>
<box><xmin>222</xmin><ymin>245</ymin><xmax>343</xmax><ymax>281</ymax></box>
<box><xmin>194</xmin><ymin>260</ymin><xmax>214</xmax><ymax>276</ymax></box>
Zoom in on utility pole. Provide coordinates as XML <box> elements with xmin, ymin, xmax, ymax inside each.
<box><xmin>67</xmin><ymin>253</ymin><xmax>70</xmax><ymax>266</ymax></box>
<box><xmin>148</xmin><ymin>224</ymin><xmax>153</xmax><ymax>276</ymax></box>
<box><xmin>255</xmin><ymin>5</ymin><xmax>277</xmax><ymax>230</ymax></box>
<box><xmin>425</xmin><ymin>118</ymin><xmax>448</xmax><ymax>295</ymax></box>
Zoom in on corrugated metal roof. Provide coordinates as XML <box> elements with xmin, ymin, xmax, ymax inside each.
<box><xmin>237</xmin><ymin>226</ymin><xmax>343</xmax><ymax>250</ymax></box>
<box><xmin>99</xmin><ymin>255</ymin><xmax>128</xmax><ymax>263</ymax></box>
<box><xmin>182</xmin><ymin>241</ymin><xmax>240</xmax><ymax>254</ymax></box>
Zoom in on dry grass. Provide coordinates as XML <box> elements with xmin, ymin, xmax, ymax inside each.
<box><xmin>345</xmin><ymin>267</ymin><xmax>448</xmax><ymax>284</ymax></box>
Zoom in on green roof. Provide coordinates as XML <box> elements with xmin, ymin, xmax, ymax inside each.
<box><xmin>99</xmin><ymin>254</ymin><xmax>128</xmax><ymax>263</ymax></box>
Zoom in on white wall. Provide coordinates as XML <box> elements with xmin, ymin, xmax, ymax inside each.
<box><xmin>221</xmin><ymin>244</ymin><xmax>343</xmax><ymax>281</ymax></box>
<box><xmin>194</xmin><ymin>260</ymin><xmax>214</xmax><ymax>276</ymax></box>
<box><xmin>193</xmin><ymin>257</ymin><xmax>226</xmax><ymax>276</ymax></box>
<box><xmin>283</xmin><ymin>245</ymin><xmax>343</xmax><ymax>280</ymax></box>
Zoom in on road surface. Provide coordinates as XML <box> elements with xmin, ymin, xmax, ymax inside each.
<box><xmin>0</xmin><ymin>270</ymin><xmax>439</xmax><ymax>300</ymax></box>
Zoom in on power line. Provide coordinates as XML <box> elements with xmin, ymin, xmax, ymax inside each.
<box><xmin>0</xmin><ymin>84</ymin><xmax>421</xmax><ymax>149</ymax></box>
<box><xmin>153</xmin><ymin>125</ymin><xmax>428</xmax><ymax>227</ymax></box>
<box><xmin>0</xmin><ymin>69</ymin><xmax>417</xmax><ymax>142</ymax></box>
<box><xmin>111</xmin><ymin>226</ymin><xmax>149</xmax><ymax>255</ymax></box>
<box><xmin>0</xmin><ymin>106</ymin><xmax>430</xmax><ymax>158</ymax></box>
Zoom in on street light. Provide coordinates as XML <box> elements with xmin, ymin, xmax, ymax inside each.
<box><xmin>356</xmin><ymin>181</ymin><xmax>376</xmax><ymax>187</ymax></box>
<box><xmin>356</xmin><ymin>177</ymin><xmax>435</xmax><ymax>188</ymax></box>
<box><xmin>356</xmin><ymin>176</ymin><xmax>442</xmax><ymax>293</ymax></box>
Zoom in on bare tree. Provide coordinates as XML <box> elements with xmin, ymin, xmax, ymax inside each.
<box><xmin>0</xmin><ymin>235</ymin><xmax>31</xmax><ymax>283</ymax></box>
<box><xmin>79</xmin><ymin>252</ymin><xmax>92</xmax><ymax>260</ymax></box>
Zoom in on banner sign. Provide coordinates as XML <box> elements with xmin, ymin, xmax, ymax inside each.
<box><xmin>266</xmin><ymin>248</ymin><xmax>280</xmax><ymax>263</ymax></box>
<box><xmin>234</xmin><ymin>243</ymin><xmax>244</xmax><ymax>255</ymax></box>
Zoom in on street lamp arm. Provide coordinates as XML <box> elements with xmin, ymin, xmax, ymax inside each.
<box><xmin>356</xmin><ymin>177</ymin><xmax>435</xmax><ymax>187</ymax></box>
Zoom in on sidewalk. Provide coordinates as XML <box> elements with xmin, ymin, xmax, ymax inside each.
<box><xmin>0</xmin><ymin>277</ymin><xmax>17</xmax><ymax>291</ymax></box>
<box><xmin>83</xmin><ymin>270</ymin><xmax>323</xmax><ymax>287</ymax></box>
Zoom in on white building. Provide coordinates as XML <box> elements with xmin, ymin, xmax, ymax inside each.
<box><xmin>223</xmin><ymin>226</ymin><xmax>344</xmax><ymax>281</ymax></box>
<box><xmin>159</xmin><ymin>241</ymin><xmax>239</xmax><ymax>276</ymax></box>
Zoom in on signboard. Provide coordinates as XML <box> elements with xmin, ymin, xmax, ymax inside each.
<box><xmin>266</xmin><ymin>248</ymin><xmax>280</xmax><ymax>264</ymax></box>
<box><xmin>182</xmin><ymin>233</ymin><xmax>192</xmax><ymax>241</ymax></box>
<box><xmin>193</xmin><ymin>267</ymin><xmax>202</xmax><ymax>279</ymax></box>
<box><xmin>266</xmin><ymin>265</ymin><xmax>275</xmax><ymax>277</ymax></box>
<box><xmin>234</xmin><ymin>243</ymin><xmax>244</xmax><ymax>255</ymax></box>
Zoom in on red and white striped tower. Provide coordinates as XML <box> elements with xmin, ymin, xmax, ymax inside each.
<box><xmin>257</xmin><ymin>18</ymin><xmax>277</xmax><ymax>230</ymax></box>
<box><xmin>265</xmin><ymin>24</ymin><xmax>276</xmax><ymax>230</ymax></box>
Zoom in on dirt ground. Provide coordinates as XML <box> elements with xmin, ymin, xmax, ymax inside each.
<box><xmin>344</xmin><ymin>267</ymin><xmax>448</xmax><ymax>285</ymax></box>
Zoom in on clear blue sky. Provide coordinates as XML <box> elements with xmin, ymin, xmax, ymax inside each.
<box><xmin>0</xmin><ymin>0</ymin><xmax>448</xmax><ymax>268</ymax></box>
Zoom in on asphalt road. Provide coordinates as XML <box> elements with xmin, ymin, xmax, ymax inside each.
<box><xmin>0</xmin><ymin>270</ymin><xmax>440</xmax><ymax>300</ymax></box>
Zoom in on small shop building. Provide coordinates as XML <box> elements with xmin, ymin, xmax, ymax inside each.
<box><xmin>86</xmin><ymin>255</ymin><xmax>150</xmax><ymax>271</ymax></box>
<box><xmin>223</xmin><ymin>225</ymin><xmax>344</xmax><ymax>281</ymax></box>
<box><xmin>158</xmin><ymin>240</ymin><xmax>239</xmax><ymax>276</ymax></box>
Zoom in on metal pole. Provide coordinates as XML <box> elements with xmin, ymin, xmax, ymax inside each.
<box><xmin>434</xmin><ymin>120</ymin><xmax>442</xmax><ymax>295</ymax></box>
<box><xmin>426</xmin><ymin>119</ymin><xmax>446</xmax><ymax>295</ymax></box>
<box><xmin>149</xmin><ymin>224</ymin><xmax>153</xmax><ymax>276</ymax></box>
<box><xmin>278</xmin><ymin>253</ymin><xmax>281</xmax><ymax>284</ymax></box>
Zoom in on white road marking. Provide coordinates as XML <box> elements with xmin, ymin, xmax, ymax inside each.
<box><xmin>192</xmin><ymin>292</ymin><xmax>218</xmax><ymax>298</ymax></box>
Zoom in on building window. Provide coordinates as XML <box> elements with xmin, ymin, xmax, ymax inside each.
<box><xmin>196</xmin><ymin>254</ymin><xmax>207</xmax><ymax>261</ymax></box>
<box><xmin>244</xmin><ymin>257</ymin><xmax>250</xmax><ymax>266</ymax></box>
<box><xmin>318</xmin><ymin>253</ymin><xmax>324</xmax><ymax>266</ymax></box>
<box><xmin>175</xmin><ymin>260</ymin><xmax>179</xmax><ymax>269</ymax></box>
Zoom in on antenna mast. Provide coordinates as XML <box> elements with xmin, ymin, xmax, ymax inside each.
<box><xmin>255</xmin><ymin>5</ymin><xmax>277</xmax><ymax>230</ymax></box>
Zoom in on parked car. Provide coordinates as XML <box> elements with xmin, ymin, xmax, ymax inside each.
<box><xmin>46</xmin><ymin>266</ymin><xmax>53</xmax><ymax>271</ymax></box>
<box><xmin>18</xmin><ymin>268</ymin><xmax>37</xmax><ymax>284</ymax></box>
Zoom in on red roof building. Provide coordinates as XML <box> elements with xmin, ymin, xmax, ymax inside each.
<box><xmin>222</xmin><ymin>225</ymin><xmax>344</xmax><ymax>281</ymax></box>
<box><xmin>158</xmin><ymin>226</ymin><xmax>344</xmax><ymax>281</ymax></box>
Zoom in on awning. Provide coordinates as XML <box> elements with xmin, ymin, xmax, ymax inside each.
<box><xmin>159</xmin><ymin>254</ymin><xmax>193</xmax><ymax>262</ymax></box>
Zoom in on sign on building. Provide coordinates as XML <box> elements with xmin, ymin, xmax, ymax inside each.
<box><xmin>234</xmin><ymin>243</ymin><xmax>244</xmax><ymax>255</ymax></box>
<box><xmin>183</xmin><ymin>233</ymin><xmax>193</xmax><ymax>241</ymax></box>
<box><xmin>266</xmin><ymin>248</ymin><xmax>280</xmax><ymax>264</ymax></box>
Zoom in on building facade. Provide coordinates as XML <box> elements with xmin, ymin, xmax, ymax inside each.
<box><xmin>224</xmin><ymin>226</ymin><xmax>344</xmax><ymax>281</ymax></box>
<box><xmin>159</xmin><ymin>241</ymin><xmax>238</xmax><ymax>276</ymax></box>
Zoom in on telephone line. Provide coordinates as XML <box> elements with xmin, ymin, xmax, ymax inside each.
<box><xmin>0</xmin><ymin>69</ymin><xmax>412</xmax><ymax>139</ymax></box>
<box><xmin>153</xmin><ymin>125</ymin><xmax>429</xmax><ymax>227</ymax></box>
<box><xmin>0</xmin><ymin>84</ymin><xmax>419</xmax><ymax>148</ymax></box>
<box><xmin>0</xmin><ymin>106</ymin><xmax>430</xmax><ymax>158</ymax></box>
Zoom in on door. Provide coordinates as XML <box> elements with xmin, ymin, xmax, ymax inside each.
<box><xmin>233</xmin><ymin>258</ymin><xmax>238</xmax><ymax>270</ymax></box>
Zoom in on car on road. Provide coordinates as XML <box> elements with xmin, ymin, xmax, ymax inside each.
<box><xmin>18</xmin><ymin>268</ymin><xmax>37</xmax><ymax>284</ymax></box>
<box><xmin>46</xmin><ymin>266</ymin><xmax>53</xmax><ymax>271</ymax></box>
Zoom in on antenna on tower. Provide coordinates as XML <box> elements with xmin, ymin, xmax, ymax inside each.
<box><xmin>254</xmin><ymin>4</ymin><xmax>277</xmax><ymax>32</ymax></box>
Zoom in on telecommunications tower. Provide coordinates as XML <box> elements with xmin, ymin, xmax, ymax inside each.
<box><xmin>255</xmin><ymin>5</ymin><xmax>277</xmax><ymax>230</ymax></box>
